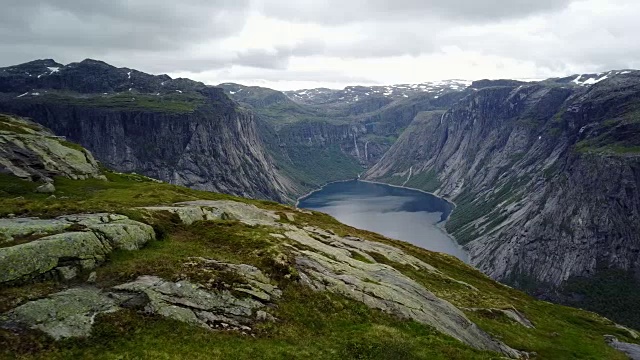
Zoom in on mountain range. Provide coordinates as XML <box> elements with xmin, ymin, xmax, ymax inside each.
<box><xmin>1</xmin><ymin>58</ymin><xmax>639</xmax><ymax>339</ymax></box>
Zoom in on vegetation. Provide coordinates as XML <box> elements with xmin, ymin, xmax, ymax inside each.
<box><xmin>14</xmin><ymin>91</ymin><xmax>205</xmax><ymax>114</ymax></box>
<box><xmin>562</xmin><ymin>268</ymin><xmax>640</xmax><ymax>330</ymax></box>
<box><xmin>0</xmin><ymin>171</ymin><xmax>637</xmax><ymax>359</ymax></box>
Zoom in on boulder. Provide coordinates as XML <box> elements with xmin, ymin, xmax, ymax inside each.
<box><xmin>0</xmin><ymin>213</ymin><xmax>155</xmax><ymax>284</ymax></box>
<box><xmin>35</xmin><ymin>182</ymin><xmax>55</xmax><ymax>193</ymax></box>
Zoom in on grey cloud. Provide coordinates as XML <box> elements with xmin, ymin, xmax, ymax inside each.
<box><xmin>258</xmin><ymin>0</ymin><xmax>573</xmax><ymax>24</ymax></box>
<box><xmin>0</xmin><ymin>0</ymin><xmax>251</xmax><ymax>67</ymax></box>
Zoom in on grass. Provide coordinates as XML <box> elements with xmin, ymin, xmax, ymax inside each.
<box><xmin>15</xmin><ymin>91</ymin><xmax>205</xmax><ymax>114</ymax></box>
<box><xmin>0</xmin><ymin>172</ymin><xmax>240</xmax><ymax>218</ymax></box>
<box><xmin>0</xmin><ymin>172</ymin><xmax>638</xmax><ymax>359</ymax></box>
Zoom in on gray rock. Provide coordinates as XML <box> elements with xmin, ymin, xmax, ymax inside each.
<box><xmin>466</xmin><ymin>308</ymin><xmax>534</xmax><ymax>328</ymax></box>
<box><xmin>605</xmin><ymin>335</ymin><xmax>640</xmax><ymax>359</ymax></box>
<box><xmin>284</xmin><ymin>227</ymin><xmax>521</xmax><ymax>358</ymax></box>
<box><xmin>87</xmin><ymin>271</ymin><xmax>97</xmax><ymax>283</ymax></box>
<box><xmin>1</xmin><ymin>288</ymin><xmax>119</xmax><ymax>340</ymax></box>
<box><xmin>0</xmin><ymin>115</ymin><xmax>104</xmax><ymax>182</ymax></box>
<box><xmin>57</xmin><ymin>266</ymin><xmax>78</xmax><ymax>281</ymax></box>
<box><xmin>113</xmin><ymin>273</ymin><xmax>278</xmax><ymax>331</ymax></box>
<box><xmin>0</xmin><ymin>213</ymin><xmax>155</xmax><ymax>284</ymax></box>
<box><xmin>35</xmin><ymin>183</ymin><xmax>55</xmax><ymax>193</ymax></box>
<box><xmin>140</xmin><ymin>200</ymin><xmax>280</xmax><ymax>226</ymax></box>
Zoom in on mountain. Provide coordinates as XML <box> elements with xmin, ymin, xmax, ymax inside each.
<box><xmin>1</xmin><ymin>114</ymin><xmax>639</xmax><ymax>360</ymax></box>
<box><xmin>365</xmin><ymin>71</ymin><xmax>640</xmax><ymax>328</ymax></box>
<box><xmin>218</xmin><ymin>82</ymin><xmax>470</xmax><ymax>193</ymax></box>
<box><xmin>284</xmin><ymin>80</ymin><xmax>472</xmax><ymax>106</ymax></box>
<box><xmin>0</xmin><ymin>59</ymin><xmax>293</xmax><ymax>202</ymax></box>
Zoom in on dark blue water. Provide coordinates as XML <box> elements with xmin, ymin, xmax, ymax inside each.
<box><xmin>298</xmin><ymin>180</ymin><xmax>468</xmax><ymax>262</ymax></box>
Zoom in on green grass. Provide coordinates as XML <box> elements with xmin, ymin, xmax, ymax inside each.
<box><xmin>405</xmin><ymin>170</ymin><xmax>441</xmax><ymax>192</ymax></box>
<box><xmin>0</xmin><ymin>172</ymin><xmax>637</xmax><ymax>359</ymax></box>
<box><xmin>0</xmin><ymin>172</ymin><xmax>239</xmax><ymax>218</ymax></box>
<box><xmin>15</xmin><ymin>92</ymin><xmax>205</xmax><ymax>114</ymax></box>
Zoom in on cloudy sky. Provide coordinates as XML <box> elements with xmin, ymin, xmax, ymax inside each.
<box><xmin>1</xmin><ymin>0</ymin><xmax>638</xmax><ymax>90</ymax></box>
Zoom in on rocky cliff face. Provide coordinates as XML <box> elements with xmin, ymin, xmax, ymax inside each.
<box><xmin>220</xmin><ymin>83</ymin><xmax>469</xmax><ymax>192</ymax></box>
<box><xmin>0</xmin><ymin>59</ymin><xmax>293</xmax><ymax>202</ymax></box>
<box><xmin>365</xmin><ymin>72</ymin><xmax>640</xmax><ymax>326</ymax></box>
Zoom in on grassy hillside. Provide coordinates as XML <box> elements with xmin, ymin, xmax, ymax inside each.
<box><xmin>0</xmin><ymin>171</ymin><xmax>637</xmax><ymax>359</ymax></box>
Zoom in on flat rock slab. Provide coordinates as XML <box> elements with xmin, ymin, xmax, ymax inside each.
<box><xmin>284</xmin><ymin>227</ymin><xmax>522</xmax><ymax>358</ymax></box>
<box><xmin>0</xmin><ymin>213</ymin><xmax>155</xmax><ymax>283</ymax></box>
<box><xmin>1</xmin><ymin>260</ymin><xmax>281</xmax><ymax>340</ymax></box>
<box><xmin>140</xmin><ymin>200</ymin><xmax>280</xmax><ymax>226</ymax></box>
<box><xmin>606</xmin><ymin>336</ymin><xmax>640</xmax><ymax>359</ymax></box>
<box><xmin>1</xmin><ymin>287</ymin><xmax>119</xmax><ymax>340</ymax></box>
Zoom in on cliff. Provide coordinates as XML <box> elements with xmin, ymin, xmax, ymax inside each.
<box><xmin>0</xmin><ymin>59</ymin><xmax>293</xmax><ymax>202</ymax></box>
<box><xmin>365</xmin><ymin>71</ymin><xmax>640</xmax><ymax>327</ymax></box>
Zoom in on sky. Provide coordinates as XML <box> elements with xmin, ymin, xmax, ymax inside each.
<box><xmin>1</xmin><ymin>0</ymin><xmax>639</xmax><ymax>90</ymax></box>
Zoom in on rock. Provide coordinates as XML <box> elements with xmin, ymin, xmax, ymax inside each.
<box><xmin>57</xmin><ymin>266</ymin><xmax>78</xmax><ymax>280</ymax></box>
<box><xmin>87</xmin><ymin>271</ymin><xmax>97</xmax><ymax>283</ymax></box>
<box><xmin>465</xmin><ymin>308</ymin><xmax>534</xmax><ymax>328</ymax></box>
<box><xmin>615</xmin><ymin>324</ymin><xmax>639</xmax><ymax>339</ymax></box>
<box><xmin>0</xmin><ymin>115</ymin><xmax>104</xmax><ymax>182</ymax></box>
<box><xmin>113</xmin><ymin>274</ymin><xmax>277</xmax><ymax>331</ymax></box>
<box><xmin>0</xmin><ymin>288</ymin><xmax>118</xmax><ymax>340</ymax></box>
<box><xmin>140</xmin><ymin>200</ymin><xmax>280</xmax><ymax>226</ymax></box>
<box><xmin>35</xmin><ymin>183</ymin><xmax>55</xmax><ymax>193</ymax></box>
<box><xmin>284</xmin><ymin>227</ymin><xmax>521</xmax><ymax>358</ymax></box>
<box><xmin>605</xmin><ymin>335</ymin><xmax>640</xmax><ymax>359</ymax></box>
<box><xmin>256</xmin><ymin>310</ymin><xmax>275</xmax><ymax>322</ymax></box>
<box><xmin>0</xmin><ymin>213</ymin><xmax>155</xmax><ymax>284</ymax></box>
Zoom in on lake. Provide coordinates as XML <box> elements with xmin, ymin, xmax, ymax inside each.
<box><xmin>297</xmin><ymin>180</ymin><xmax>468</xmax><ymax>262</ymax></box>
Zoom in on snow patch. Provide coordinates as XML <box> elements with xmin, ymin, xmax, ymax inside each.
<box><xmin>47</xmin><ymin>67</ymin><xmax>60</xmax><ymax>74</ymax></box>
<box><xmin>176</xmin><ymin>90</ymin><xmax>182</xmax><ymax>93</ymax></box>
<box><xmin>127</xmin><ymin>71</ymin><xmax>131</xmax><ymax>79</ymax></box>
<box><xmin>16</xmin><ymin>92</ymin><xmax>28</xmax><ymax>98</ymax></box>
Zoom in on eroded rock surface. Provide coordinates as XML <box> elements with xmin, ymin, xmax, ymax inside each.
<box><xmin>605</xmin><ymin>335</ymin><xmax>640</xmax><ymax>360</ymax></box>
<box><xmin>0</xmin><ymin>114</ymin><xmax>104</xmax><ymax>182</ymax></box>
<box><xmin>283</xmin><ymin>227</ymin><xmax>520</xmax><ymax>358</ymax></box>
<box><xmin>0</xmin><ymin>213</ymin><xmax>155</xmax><ymax>283</ymax></box>
<box><xmin>1</xmin><ymin>288</ymin><xmax>119</xmax><ymax>340</ymax></box>
<box><xmin>1</xmin><ymin>260</ymin><xmax>280</xmax><ymax>339</ymax></box>
<box><xmin>140</xmin><ymin>200</ymin><xmax>280</xmax><ymax>226</ymax></box>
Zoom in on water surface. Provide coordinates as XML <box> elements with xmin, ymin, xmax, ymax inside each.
<box><xmin>298</xmin><ymin>180</ymin><xmax>468</xmax><ymax>262</ymax></box>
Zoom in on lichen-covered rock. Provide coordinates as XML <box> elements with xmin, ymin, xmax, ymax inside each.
<box><xmin>113</xmin><ymin>275</ymin><xmax>274</xmax><ymax>330</ymax></box>
<box><xmin>0</xmin><ymin>213</ymin><xmax>155</xmax><ymax>283</ymax></box>
<box><xmin>0</xmin><ymin>114</ymin><xmax>104</xmax><ymax>182</ymax></box>
<box><xmin>141</xmin><ymin>200</ymin><xmax>280</xmax><ymax>226</ymax></box>
<box><xmin>35</xmin><ymin>182</ymin><xmax>55</xmax><ymax>193</ymax></box>
<box><xmin>1</xmin><ymin>288</ymin><xmax>119</xmax><ymax>340</ymax></box>
<box><xmin>283</xmin><ymin>227</ymin><xmax>521</xmax><ymax>358</ymax></box>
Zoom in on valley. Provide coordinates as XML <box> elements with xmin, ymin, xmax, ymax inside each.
<box><xmin>1</xmin><ymin>58</ymin><xmax>640</xmax><ymax>358</ymax></box>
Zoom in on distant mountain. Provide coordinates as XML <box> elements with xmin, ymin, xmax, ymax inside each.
<box><xmin>365</xmin><ymin>69</ymin><xmax>640</xmax><ymax>328</ymax></box>
<box><xmin>284</xmin><ymin>80</ymin><xmax>472</xmax><ymax>106</ymax></box>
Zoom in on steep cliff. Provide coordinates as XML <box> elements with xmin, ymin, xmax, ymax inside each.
<box><xmin>220</xmin><ymin>83</ymin><xmax>469</xmax><ymax>192</ymax></box>
<box><xmin>0</xmin><ymin>59</ymin><xmax>293</xmax><ymax>202</ymax></box>
<box><xmin>366</xmin><ymin>72</ymin><xmax>640</xmax><ymax>327</ymax></box>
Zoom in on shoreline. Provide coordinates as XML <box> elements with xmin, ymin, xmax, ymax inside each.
<box><xmin>295</xmin><ymin>178</ymin><xmax>356</xmax><ymax>208</ymax></box>
<box><xmin>295</xmin><ymin>177</ymin><xmax>468</xmax><ymax>262</ymax></box>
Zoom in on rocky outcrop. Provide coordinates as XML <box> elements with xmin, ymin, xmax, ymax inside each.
<box><xmin>0</xmin><ymin>213</ymin><xmax>154</xmax><ymax>283</ymax></box>
<box><xmin>1</xmin><ymin>259</ymin><xmax>281</xmax><ymax>340</ymax></box>
<box><xmin>0</xmin><ymin>114</ymin><xmax>104</xmax><ymax>182</ymax></box>
<box><xmin>137</xmin><ymin>199</ymin><xmax>522</xmax><ymax>357</ymax></box>
<box><xmin>605</xmin><ymin>335</ymin><xmax>640</xmax><ymax>360</ymax></box>
<box><xmin>365</xmin><ymin>71</ymin><xmax>640</xmax><ymax>325</ymax></box>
